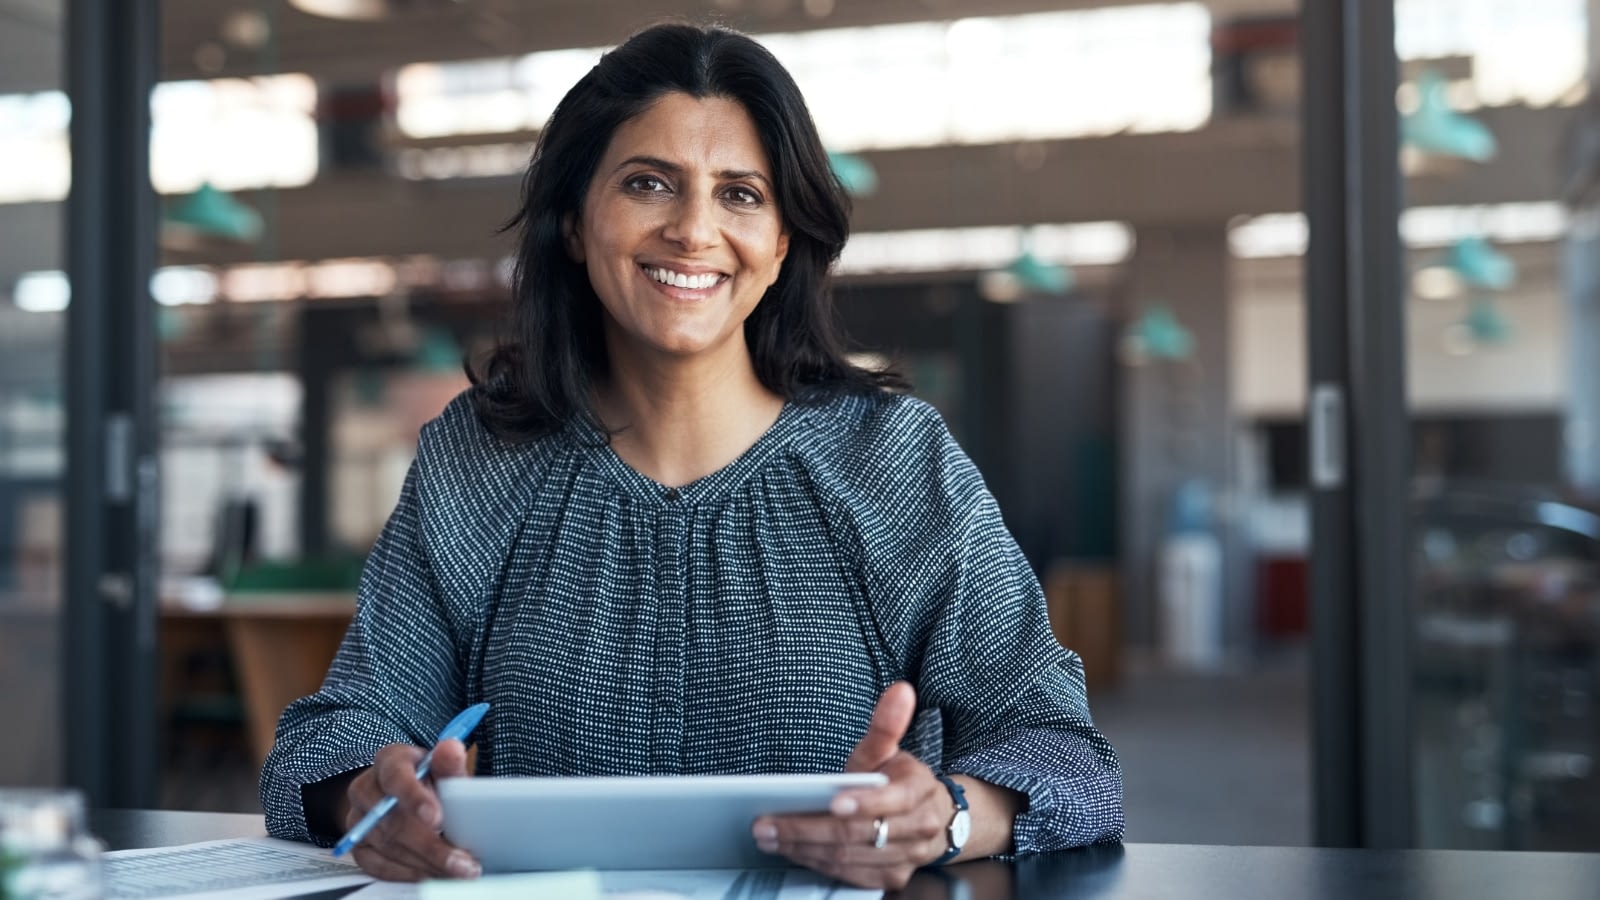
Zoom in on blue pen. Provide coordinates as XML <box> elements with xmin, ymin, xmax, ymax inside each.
<box><xmin>332</xmin><ymin>702</ymin><xmax>491</xmax><ymax>857</ymax></box>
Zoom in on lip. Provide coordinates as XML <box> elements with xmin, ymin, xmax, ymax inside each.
<box><xmin>639</xmin><ymin>262</ymin><xmax>729</xmax><ymax>296</ymax></box>
<box><xmin>640</xmin><ymin>261</ymin><xmax>727</xmax><ymax>277</ymax></box>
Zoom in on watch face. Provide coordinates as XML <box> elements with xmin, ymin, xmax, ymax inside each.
<box><xmin>950</xmin><ymin>808</ymin><xmax>972</xmax><ymax>849</ymax></box>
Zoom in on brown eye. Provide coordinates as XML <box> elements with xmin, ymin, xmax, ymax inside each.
<box><xmin>724</xmin><ymin>185</ymin><xmax>762</xmax><ymax>206</ymax></box>
<box><xmin>625</xmin><ymin>174</ymin><xmax>669</xmax><ymax>193</ymax></box>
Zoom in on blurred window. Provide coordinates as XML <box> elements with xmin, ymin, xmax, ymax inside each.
<box><xmin>9</xmin><ymin>271</ymin><xmax>70</xmax><ymax>313</ymax></box>
<box><xmin>0</xmin><ymin>90</ymin><xmax>70</xmax><ymax>203</ymax></box>
<box><xmin>150</xmin><ymin>74</ymin><xmax>319</xmax><ymax>193</ymax></box>
<box><xmin>1397</xmin><ymin>0</ymin><xmax>1588</xmax><ymax>108</ymax></box>
<box><xmin>394</xmin><ymin>49</ymin><xmax>603</xmax><ymax>139</ymax></box>
<box><xmin>768</xmin><ymin>5</ymin><xmax>1213</xmax><ymax>148</ymax></box>
<box><xmin>838</xmin><ymin>222</ymin><xmax>1133</xmax><ymax>275</ymax></box>
<box><xmin>1227</xmin><ymin>202</ymin><xmax>1569</xmax><ymax>259</ymax></box>
<box><xmin>394</xmin><ymin>3</ymin><xmax>1215</xmax><ymax>147</ymax></box>
<box><xmin>0</xmin><ymin>74</ymin><xmax>318</xmax><ymax>205</ymax></box>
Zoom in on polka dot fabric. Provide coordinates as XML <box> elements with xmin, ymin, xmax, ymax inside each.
<box><xmin>260</xmin><ymin>390</ymin><xmax>1124</xmax><ymax>854</ymax></box>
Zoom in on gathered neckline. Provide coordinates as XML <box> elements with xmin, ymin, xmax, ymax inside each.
<box><xmin>570</xmin><ymin>401</ymin><xmax>811</xmax><ymax>507</ymax></box>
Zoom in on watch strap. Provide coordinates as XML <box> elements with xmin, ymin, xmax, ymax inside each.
<box><xmin>932</xmin><ymin>774</ymin><xmax>969</xmax><ymax>866</ymax></box>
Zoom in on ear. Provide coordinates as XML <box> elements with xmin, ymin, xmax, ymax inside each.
<box><xmin>770</xmin><ymin>229</ymin><xmax>790</xmax><ymax>282</ymax></box>
<box><xmin>562</xmin><ymin>214</ymin><xmax>586</xmax><ymax>264</ymax></box>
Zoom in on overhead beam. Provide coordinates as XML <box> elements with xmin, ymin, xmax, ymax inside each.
<box><xmin>159</xmin><ymin>0</ymin><xmax>1297</xmax><ymax>84</ymax></box>
<box><xmin>189</xmin><ymin>104</ymin><xmax>1579</xmax><ymax>265</ymax></box>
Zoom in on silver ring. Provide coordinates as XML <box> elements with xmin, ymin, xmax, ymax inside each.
<box><xmin>872</xmin><ymin>817</ymin><xmax>888</xmax><ymax>849</ymax></box>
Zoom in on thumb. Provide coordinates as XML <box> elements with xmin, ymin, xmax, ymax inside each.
<box><xmin>429</xmin><ymin>738</ymin><xmax>472</xmax><ymax>781</ymax></box>
<box><xmin>845</xmin><ymin>681</ymin><xmax>917</xmax><ymax>773</ymax></box>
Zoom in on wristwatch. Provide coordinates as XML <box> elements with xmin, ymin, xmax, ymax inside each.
<box><xmin>932</xmin><ymin>774</ymin><xmax>971</xmax><ymax>865</ymax></box>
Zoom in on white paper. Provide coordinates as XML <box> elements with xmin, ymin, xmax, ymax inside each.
<box><xmin>103</xmin><ymin>836</ymin><xmax>373</xmax><ymax>899</ymax></box>
<box><xmin>418</xmin><ymin>869</ymin><xmax>603</xmax><ymax>900</ymax></box>
<box><xmin>345</xmin><ymin>868</ymin><xmax>882</xmax><ymax>900</ymax></box>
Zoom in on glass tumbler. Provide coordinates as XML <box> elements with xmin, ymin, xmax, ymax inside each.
<box><xmin>0</xmin><ymin>788</ymin><xmax>104</xmax><ymax>899</ymax></box>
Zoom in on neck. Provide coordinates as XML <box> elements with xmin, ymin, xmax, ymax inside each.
<box><xmin>597</xmin><ymin>345</ymin><xmax>783</xmax><ymax>488</ymax></box>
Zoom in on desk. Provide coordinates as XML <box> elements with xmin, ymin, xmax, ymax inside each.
<box><xmin>161</xmin><ymin>593</ymin><xmax>355</xmax><ymax>766</ymax></box>
<box><xmin>92</xmin><ymin>810</ymin><xmax>1600</xmax><ymax>899</ymax></box>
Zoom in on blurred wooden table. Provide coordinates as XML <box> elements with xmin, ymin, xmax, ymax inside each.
<box><xmin>161</xmin><ymin>592</ymin><xmax>355</xmax><ymax>767</ymax></box>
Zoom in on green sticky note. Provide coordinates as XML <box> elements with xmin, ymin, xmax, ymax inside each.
<box><xmin>419</xmin><ymin>870</ymin><xmax>602</xmax><ymax>900</ymax></box>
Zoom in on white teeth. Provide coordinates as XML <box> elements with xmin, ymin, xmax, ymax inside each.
<box><xmin>646</xmin><ymin>266</ymin><xmax>720</xmax><ymax>290</ymax></box>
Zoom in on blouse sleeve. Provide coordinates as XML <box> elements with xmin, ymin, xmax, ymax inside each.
<box><xmin>847</xmin><ymin>399</ymin><xmax>1124</xmax><ymax>853</ymax></box>
<box><xmin>930</xmin><ymin>524</ymin><xmax>1126</xmax><ymax>853</ymax></box>
<box><xmin>258</xmin><ymin>461</ymin><xmax>469</xmax><ymax>845</ymax></box>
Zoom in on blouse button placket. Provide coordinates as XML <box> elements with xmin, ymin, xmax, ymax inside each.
<box><xmin>651</xmin><ymin>490</ymin><xmax>688</xmax><ymax>770</ymax></box>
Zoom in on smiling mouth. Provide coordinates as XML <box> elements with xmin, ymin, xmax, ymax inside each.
<box><xmin>643</xmin><ymin>265</ymin><xmax>725</xmax><ymax>290</ymax></box>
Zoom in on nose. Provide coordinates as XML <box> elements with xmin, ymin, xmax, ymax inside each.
<box><xmin>662</xmin><ymin>191</ymin><xmax>719</xmax><ymax>251</ymax></box>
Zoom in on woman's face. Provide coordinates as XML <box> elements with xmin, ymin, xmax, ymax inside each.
<box><xmin>567</xmin><ymin>91</ymin><xmax>790</xmax><ymax>371</ymax></box>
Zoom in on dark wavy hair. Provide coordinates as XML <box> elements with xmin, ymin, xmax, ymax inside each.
<box><xmin>468</xmin><ymin>21</ymin><xmax>907</xmax><ymax>443</ymax></box>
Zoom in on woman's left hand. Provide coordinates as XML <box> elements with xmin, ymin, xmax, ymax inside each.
<box><xmin>752</xmin><ymin>681</ymin><xmax>955</xmax><ymax>890</ymax></box>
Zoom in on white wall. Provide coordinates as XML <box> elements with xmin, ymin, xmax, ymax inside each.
<box><xmin>1231</xmin><ymin>244</ymin><xmax>1567</xmax><ymax>418</ymax></box>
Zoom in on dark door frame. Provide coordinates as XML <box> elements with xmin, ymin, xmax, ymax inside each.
<box><xmin>1302</xmin><ymin>0</ymin><xmax>1415</xmax><ymax>848</ymax></box>
<box><xmin>63</xmin><ymin>0</ymin><xmax>161</xmax><ymax>807</ymax></box>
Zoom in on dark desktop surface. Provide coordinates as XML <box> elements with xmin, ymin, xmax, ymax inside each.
<box><xmin>92</xmin><ymin>809</ymin><xmax>1600</xmax><ymax>899</ymax></box>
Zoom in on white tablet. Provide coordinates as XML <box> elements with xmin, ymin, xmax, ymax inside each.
<box><xmin>437</xmin><ymin>773</ymin><xmax>888</xmax><ymax>872</ymax></box>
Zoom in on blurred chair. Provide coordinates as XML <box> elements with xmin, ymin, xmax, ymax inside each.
<box><xmin>1044</xmin><ymin>561</ymin><xmax>1121</xmax><ymax>692</ymax></box>
<box><xmin>1411</xmin><ymin>481</ymin><xmax>1600</xmax><ymax>850</ymax></box>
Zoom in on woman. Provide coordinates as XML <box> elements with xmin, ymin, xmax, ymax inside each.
<box><xmin>260</xmin><ymin>21</ymin><xmax>1123</xmax><ymax>890</ymax></box>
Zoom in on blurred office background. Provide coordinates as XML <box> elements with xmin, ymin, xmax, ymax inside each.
<box><xmin>2</xmin><ymin>0</ymin><xmax>1599</xmax><ymax>852</ymax></box>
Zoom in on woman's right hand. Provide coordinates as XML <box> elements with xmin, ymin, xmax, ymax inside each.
<box><xmin>344</xmin><ymin>739</ymin><xmax>480</xmax><ymax>882</ymax></box>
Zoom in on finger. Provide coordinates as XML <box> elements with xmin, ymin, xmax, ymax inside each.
<box><xmin>352</xmin><ymin>745</ymin><xmax>480</xmax><ymax>879</ymax></box>
<box><xmin>761</xmin><ymin>811</ymin><xmax>944</xmax><ymax>866</ymax></box>
<box><xmin>350</xmin><ymin>841</ymin><xmax>430</xmax><ymax>883</ymax></box>
<box><xmin>831</xmin><ymin>752</ymin><xmax>942</xmax><ymax>819</ymax></box>
<box><xmin>343</xmin><ymin>786</ymin><xmax>442</xmax><ymax>877</ymax></box>
<box><xmin>351</xmin><ymin>826</ymin><xmax>480</xmax><ymax>883</ymax></box>
<box><xmin>755</xmin><ymin>812</ymin><xmax>856</xmax><ymax>850</ymax></box>
<box><xmin>427</xmin><ymin>739</ymin><xmax>470</xmax><ymax>782</ymax></box>
<box><xmin>818</xmin><ymin>824</ymin><xmax>947</xmax><ymax>868</ymax></box>
<box><xmin>366</xmin><ymin>806</ymin><xmax>480</xmax><ymax>878</ymax></box>
<box><xmin>373</xmin><ymin>744</ymin><xmax>444</xmax><ymax>829</ymax></box>
<box><xmin>764</xmin><ymin>752</ymin><xmax>938</xmax><ymax>846</ymax></box>
<box><xmin>343</xmin><ymin>793</ymin><xmax>438</xmax><ymax>881</ymax></box>
<box><xmin>342</xmin><ymin>767</ymin><xmax>389</xmax><ymax>820</ymax></box>
<box><xmin>371</xmin><ymin>743</ymin><xmax>454</xmax><ymax>826</ymax></box>
<box><xmin>781</xmin><ymin>845</ymin><xmax>918</xmax><ymax>892</ymax></box>
<box><xmin>788</xmin><ymin>851</ymin><xmax>920</xmax><ymax>889</ymax></box>
<box><xmin>844</xmin><ymin>681</ymin><xmax>917</xmax><ymax>773</ymax></box>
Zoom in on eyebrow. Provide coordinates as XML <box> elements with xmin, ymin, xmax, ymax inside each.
<box><xmin>613</xmin><ymin>155</ymin><xmax>773</xmax><ymax>188</ymax></box>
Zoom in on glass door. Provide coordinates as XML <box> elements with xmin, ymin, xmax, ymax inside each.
<box><xmin>1395</xmin><ymin>0</ymin><xmax>1600</xmax><ymax>851</ymax></box>
<box><xmin>0</xmin><ymin>0</ymin><xmax>69</xmax><ymax>788</ymax></box>
<box><xmin>1306</xmin><ymin>0</ymin><xmax>1599</xmax><ymax>851</ymax></box>
<box><xmin>0</xmin><ymin>0</ymin><xmax>162</xmax><ymax>803</ymax></box>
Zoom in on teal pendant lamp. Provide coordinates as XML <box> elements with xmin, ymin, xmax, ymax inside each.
<box><xmin>1443</xmin><ymin>235</ymin><xmax>1515</xmax><ymax>290</ymax></box>
<box><xmin>163</xmin><ymin>182</ymin><xmax>264</xmax><ymax>246</ymax></box>
<box><xmin>827</xmin><ymin>151</ymin><xmax>878</xmax><ymax>197</ymax></box>
<box><xmin>1401</xmin><ymin>70</ymin><xmax>1496</xmax><ymax>163</ymax></box>
<box><xmin>1413</xmin><ymin>235</ymin><xmax>1517</xmax><ymax>301</ymax></box>
<box><xmin>1463</xmin><ymin>295</ymin><xmax>1513</xmax><ymax>346</ymax></box>
<box><xmin>979</xmin><ymin>228</ymin><xmax>1074</xmax><ymax>302</ymax></box>
<box><xmin>1123</xmin><ymin>305</ymin><xmax>1194</xmax><ymax>364</ymax></box>
<box><xmin>1005</xmin><ymin>249</ymin><xmax>1073</xmax><ymax>294</ymax></box>
<box><xmin>413</xmin><ymin>327</ymin><xmax>464</xmax><ymax>373</ymax></box>
<box><xmin>1428</xmin><ymin>234</ymin><xmax>1516</xmax><ymax>351</ymax></box>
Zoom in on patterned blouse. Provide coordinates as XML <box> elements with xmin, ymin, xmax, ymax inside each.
<box><xmin>260</xmin><ymin>389</ymin><xmax>1124</xmax><ymax>854</ymax></box>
